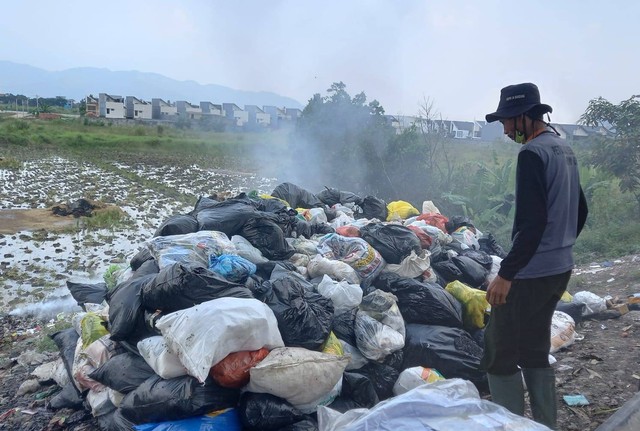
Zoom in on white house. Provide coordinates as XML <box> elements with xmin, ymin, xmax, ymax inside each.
<box><xmin>99</xmin><ymin>93</ymin><xmax>125</xmax><ymax>118</ymax></box>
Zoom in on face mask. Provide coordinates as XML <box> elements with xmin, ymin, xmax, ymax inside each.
<box><xmin>514</xmin><ymin>130</ymin><xmax>525</xmax><ymax>144</ymax></box>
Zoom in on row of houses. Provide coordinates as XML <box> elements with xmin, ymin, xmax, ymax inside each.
<box><xmin>387</xmin><ymin>115</ymin><xmax>614</xmax><ymax>142</ymax></box>
<box><xmin>85</xmin><ymin>93</ymin><xmax>303</xmax><ymax>129</ymax></box>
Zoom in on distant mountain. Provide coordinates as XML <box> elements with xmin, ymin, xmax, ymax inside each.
<box><xmin>0</xmin><ymin>61</ymin><xmax>303</xmax><ymax>108</ymax></box>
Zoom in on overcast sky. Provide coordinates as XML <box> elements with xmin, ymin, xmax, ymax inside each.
<box><xmin>2</xmin><ymin>0</ymin><xmax>637</xmax><ymax>123</ymax></box>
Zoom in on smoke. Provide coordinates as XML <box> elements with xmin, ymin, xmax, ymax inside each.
<box><xmin>10</xmin><ymin>294</ymin><xmax>82</xmax><ymax>320</ymax></box>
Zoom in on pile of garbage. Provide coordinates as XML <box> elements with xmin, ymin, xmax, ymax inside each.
<box><xmin>37</xmin><ymin>182</ymin><xmax>592</xmax><ymax>430</ymax></box>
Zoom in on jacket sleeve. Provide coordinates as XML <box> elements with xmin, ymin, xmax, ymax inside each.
<box><xmin>498</xmin><ymin>150</ymin><xmax>547</xmax><ymax>281</ymax></box>
<box><xmin>577</xmin><ymin>187</ymin><xmax>588</xmax><ymax>236</ymax></box>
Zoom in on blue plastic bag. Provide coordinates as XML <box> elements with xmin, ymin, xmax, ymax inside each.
<box><xmin>209</xmin><ymin>254</ymin><xmax>256</xmax><ymax>283</ymax></box>
<box><xmin>134</xmin><ymin>408</ymin><xmax>241</xmax><ymax>431</ymax></box>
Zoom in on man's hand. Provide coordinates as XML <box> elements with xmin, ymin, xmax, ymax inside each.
<box><xmin>486</xmin><ymin>275</ymin><xmax>512</xmax><ymax>306</ymax></box>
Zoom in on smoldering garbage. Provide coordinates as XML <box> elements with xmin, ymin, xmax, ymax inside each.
<box><xmin>35</xmin><ymin>182</ymin><xmax>556</xmax><ymax>430</ymax></box>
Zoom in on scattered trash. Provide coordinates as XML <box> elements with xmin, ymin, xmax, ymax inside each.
<box><xmin>563</xmin><ymin>394</ymin><xmax>590</xmax><ymax>406</ymax></box>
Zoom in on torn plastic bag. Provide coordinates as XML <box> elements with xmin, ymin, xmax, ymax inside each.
<box><xmin>153</xmin><ymin>214</ymin><xmax>198</xmax><ymax>237</ymax></box>
<box><xmin>89</xmin><ymin>352</ymin><xmax>156</xmax><ymax>394</ymax></box>
<box><xmin>50</xmin><ymin>328</ymin><xmax>81</xmax><ymax>395</ymax></box>
<box><xmin>156</xmin><ymin>297</ymin><xmax>284</xmax><ymax>383</ymax></box>
<box><xmin>209</xmin><ymin>254</ymin><xmax>256</xmax><ymax>283</ymax></box>
<box><xmin>403</xmin><ymin>324</ymin><xmax>487</xmax><ymax>389</ymax></box>
<box><xmin>356</xmin><ymin>361</ymin><xmax>399</xmax><ymax>401</ymax></box>
<box><xmin>238</xmin><ymin>392</ymin><xmax>306</xmax><ymax>431</ymax></box>
<box><xmin>133</xmin><ymin>408</ymin><xmax>241</xmax><ymax>431</ymax></box>
<box><xmin>272</xmin><ymin>182</ymin><xmax>323</xmax><ymax>208</ymax></box>
<box><xmin>452</xmin><ymin>255</ymin><xmax>490</xmax><ymax>288</ymax></box>
<box><xmin>327</xmin><ymin>372</ymin><xmax>379</xmax><ymax>413</ymax></box>
<box><xmin>356</xmin><ymin>196</ymin><xmax>387</xmax><ymax>221</ymax></box>
<box><xmin>359</xmin><ymin>223</ymin><xmax>421</xmax><ymax>264</ymax></box>
<box><xmin>240</xmin><ymin>214</ymin><xmax>296</xmax><ymax>261</ymax></box>
<box><xmin>317</xmin><ymin>378</ymin><xmax>550</xmax><ymax>431</ymax></box>
<box><xmin>107</xmin><ymin>273</ymin><xmax>156</xmax><ymax>342</ymax></box>
<box><xmin>67</xmin><ymin>280</ymin><xmax>107</xmax><ymax>307</ymax></box>
<box><xmin>246</xmin><ymin>347</ymin><xmax>348</xmax><ymax>410</ymax></box>
<box><xmin>120</xmin><ymin>375</ymin><xmax>239</xmax><ymax>424</ymax></box>
<box><xmin>317</xmin><ymin>187</ymin><xmax>362</xmax><ymax>207</ymax></box>
<box><xmin>97</xmin><ymin>408</ymin><xmax>136</xmax><ymax>431</ymax></box>
<box><xmin>143</xmin><ymin>262</ymin><xmax>252</xmax><ymax>313</ymax></box>
<box><xmin>146</xmin><ymin>230</ymin><xmax>236</xmax><ymax>269</ymax></box>
<box><xmin>262</xmin><ymin>273</ymin><xmax>334</xmax><ymax>350</ymax></box>
<box><xmin>209</xmin><ymin>348</ymin><xmax>269</xmax><ymax>388</ymax></box>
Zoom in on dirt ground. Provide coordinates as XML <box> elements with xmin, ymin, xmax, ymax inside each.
<box><xmin>0</xmin><ymin>255</ymin><xmax>638</xmax><ymax>430</ymax></box>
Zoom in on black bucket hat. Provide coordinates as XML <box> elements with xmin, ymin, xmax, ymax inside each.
<box><xmin>485</xmin><ymin>83</ymin><xmax>552</xmax><ymax>123</ymax></box>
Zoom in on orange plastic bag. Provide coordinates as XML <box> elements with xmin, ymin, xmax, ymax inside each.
<box><xmin>416</xmin><ymin>213</ymin><xmax>449</xmax><ymax>233</ymax></box>
<box><xmin>209</xmin><ymin>347</ymin><xmax>269</xmax><ymax>388</ymax></box>
<box><xmin>336</xmin><ymin>225</ymin><xmax>361</xmax><ymax>237</ymax></box>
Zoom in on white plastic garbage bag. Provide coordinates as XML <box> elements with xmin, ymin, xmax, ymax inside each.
<box><xmin>317</xmin><ymin>275</ymin><xmax>363</xmax><ymax>315</ymax></box>
<box><xmin>246</xmin><ymin>347</ymin><xmax>348</xmax><ymax>412</ymax></box>
<box><xmin>392</xmin><ymin>366</ymin><xmax>445</xmax><ymax>396</ymax></box>
<box><xmin>147</xmin><ymin>230</ymin><xmax>236</xmax><ymax>269</ymax></box>
<box><xmin>137</xmin><ymin>336</ymin><xmax>188</xmax><ymax>379</ymax></box>
<box><xmin>307</xmin><ymin>254</ymin><xmax>360</xmax><ymax>285</ymax></box>
<box><xmin>384</xmin><ymin>250</ymin><xmax>432</xmax><ymax>279</ymax></box>
<box><xmin>156</xmin><ymin>297</ymin><xmax>284</xmax><ymax>383</ymax></box>
<box><xmin>573</xmin><ymin>291</ymin><xmax>607</xmax><ymax>316</ymax></box>
<box><xmin>318</xmin><ymin>378</ymin><xmax>551</xmax><ymax>431</ymax></box>
<box><xmin>231</xmin><ymin>234</ymin><xmax>269</xmax><ymax>264</ymax></box>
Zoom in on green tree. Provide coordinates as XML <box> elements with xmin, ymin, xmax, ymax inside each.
<box><xmin>580</xmin><ymin>95</ymin><xmax>640</xmax><ymax>211</ymax></box>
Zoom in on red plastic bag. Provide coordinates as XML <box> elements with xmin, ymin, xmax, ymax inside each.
<box><xmin>210</xmin><ymin>348</ymin><xmax>269</xmax><ymax>388</ymax></box>
<box><xmin>416</xmin><ymin>213</ymin><xmax>449</xmax><ymax>233</ymax></box>
<box><xmin>336</xmin><ymin>225</ymin><xmax>361</xmax><ymax>237</ymax></box>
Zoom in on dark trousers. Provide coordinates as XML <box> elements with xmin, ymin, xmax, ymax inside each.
<box><xmin>481</xmin><ymin>271</ymin><xmax>571</xmax><ymax>375</ymax></box>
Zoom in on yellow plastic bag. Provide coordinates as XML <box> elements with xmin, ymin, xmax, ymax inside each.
<box><xmin>561</xmin><ymin>290</ymin><xmax>573</xmax><ymax>303</ymax></box>
<box><xmin>321</xmin><ymin>332</ymin><xmax>344</xmax><ymax>357</ymax></box>
<box><xmin>81</xmin><ymin>312</ymin><xmax>109</xmax><ymax>349</ymax></box>
<box><xmin>445</xmin><ymin>280</ymin><xmax>489</xmax><ymax>329</ymax></box>
<box><xmin>386</xmin><ymin>201</ymin><xmax>420</xmax><ymax>221</ymax></box>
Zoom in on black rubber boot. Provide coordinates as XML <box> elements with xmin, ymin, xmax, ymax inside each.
<box><xmin>522</xmin><ymin>367</ymin><xmax>557</xmax><ymax>430</ymax></box>
<box><xmin>487</xmin><ymin>371</ymin><xmax>525</xmax><ymax>416</ymax></box>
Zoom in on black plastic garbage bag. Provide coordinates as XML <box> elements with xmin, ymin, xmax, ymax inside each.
<box><xmin>356</xmin><ymin>362</ymin><xmax>399</xmax><ymax>401</ymax></box>
<box><xmin>50</xmin><ymin>328</ymin><xmax>80</xmax><ymax>394</ymax></box>
<box><xmin>130</xmin><ymin>248</ymin><xmax>154</xmax><ymax>272</ymax></box>
<box><xmin>97</xmin><ymin>408</ymin><xmax>136</xmax><ymax>431</ymax></box>
<box><xmin>49</xmin><ymin>383</ymin><xmax>84</xmax><ymax>410</ymax></box>
<box><xmin>153</xmin><ymin>214</ymin><xmax>199</xmax><ymax>237</ymax></box>
<box><xmin>254</xmin><ymin>261</ymin><xmax>298</xmax><ymax>280</ymax></box>
<box><xmin>278</xmin><ymin>418</ymin><xmax>319</xmax><ymax>431</ymax></box>
<box><xmin>431</xmin><ymin>259</ymin><xmax>464</xmax><ymax>282</ymax></box>
<box><xmin>241</xmin><ymin>215</ymin><xmax>295</xmax><ymax>261</ymax></box>
<box><xmin>556</xmin><ymin>301</ymin><xmax>586</xmax><ymax>325</ymax></box>
<box><xmin>478</xmin><ymin>233</ymin><xmax>508</xmax><ymax>258</ymax></box>
<box><xmin>263</xmin><ymin>273</ymin><xmax>334</xmax><ymax>350</ymax></box>
<box><xmin>357</xmin><ymin>196</ymin><xmax>387</xmax><ymax>221</ymax></box>
<box><xmin>381</xmin><ymin>348</ymin><xmax>404</xmax><ymax>371</ymax></box>
<box><xmin>403</xmin><ymin>324</ymin><xmax>487</xmax><ymax>389</ymax></box>
<box><xmin>359</xmin><ymin>223</ymin><xmax>421</xmax><ymax>264</ymax></box>
<box><xmin>107</xmin><ymin>274</ymin><xmax>156</xmax><ymax>342</ymax></box>
<box><xmin>316</xmin><ymin>186</ymin><xmax>362</xmax><ymax>207</ymax></box>
<box><xmin>196</xmin><ymin>204</ymin><xmax>258</xmax><ymax>237</ymax></box>
<box><xmin>271</xmin><ymin>182</ymin><xmax>323</xmax><ymax>209</ymax></box>
<box><xmin>142</xmin><ymin>263</ymin><xmax>252</xmax><ymax>313</ymax></box>
<box><xmin>238</xmin><ymin>392</ymin><xmax>306</xmax><ymax>431</ymax></box>
<box><xmin>120</xmin><ymin>375</ymin><xmax>239</xmax><ymax>424</ymax></box>
<box><xmin>89</xmin><ymin>352</ymin><xmax>156</xmax><ymax>394</ymax></box>
<box><xmin>445</xmin><ymin>215</ymin><xmax>475</xmax><ymax>234</ymax></box>
<box><xmin>332</xmin><ymin>309</ymin><xmax>358</xmax><ymax>347</ymax></box>
<box><xmin>452</xmin><ymin>255</ymin><xmax>490</xmax><ymax>289</ymax></box>
<box><xmin>133</xmin><ymin>259</ymin><xmax>160</xmax><ymax>278</ymax></box>
<box><xmin>66</xmin><ymin>280</ymin><xmax>107</xmax><ymax>307</ymax></box>
<box><xmin>373</xmin><ymin>273</ymin><xmax>463</xmax><ymax>327</ymax></box>
<box><xmin>460</xmin><ymin>249</ymin><xmax>494</xmax><ymax>270</ymax></box>
<box><xmin>327</xmin><ymin>372</ymin><xmax>379</xmax><ymax>412</ymax></box>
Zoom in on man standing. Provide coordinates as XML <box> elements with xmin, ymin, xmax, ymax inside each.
<box><xmin>482</xmin><ymin>83</ymin><xmax>588</xmax><ymax>429</ymax></box>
